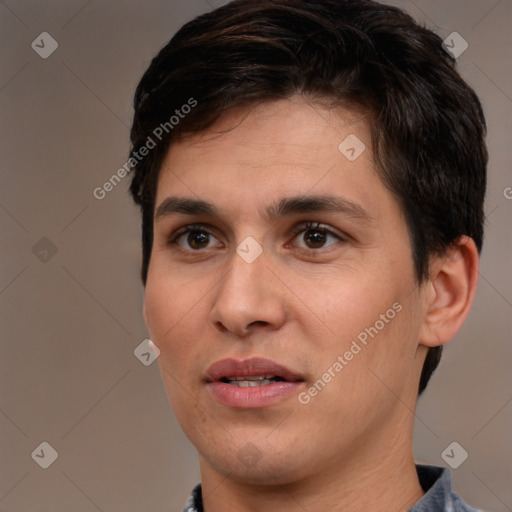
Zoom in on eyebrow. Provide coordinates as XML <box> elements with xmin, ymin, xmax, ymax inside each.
<box><xmin>154</xmin><ymin>194</ymin><xmax>373</xmax><ymax>224</ymax></box>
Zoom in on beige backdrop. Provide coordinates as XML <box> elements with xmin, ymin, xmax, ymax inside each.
<box><xmin>0</xmin><ymin>1</ymin><xmax>511</xmax><ymax>511</ymax></box>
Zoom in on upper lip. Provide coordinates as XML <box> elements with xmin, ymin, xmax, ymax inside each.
<box><xmin>205</xmin><ymin>357</ymin><xmax>303</xmax><ymax>383</ymax></box>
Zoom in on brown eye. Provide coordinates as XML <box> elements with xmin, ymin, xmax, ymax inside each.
<box><xmin>186</xmin><ymin>230</ymin><xmax>211</xmax><ymax>250</ymax></box>
<box><xmin>302</xmin><ymin>228</ymin><xmax>329</xmax><ymax>248</ymax></box>
<box><xmin>291</xmin><ymin>222</ymin><xmax>344</xmax><ymax>250</ymax></box>
<box><xmin>170</xmin><ymin>224</ymin><xmax>222</xmax><ymax>251</ymax></box>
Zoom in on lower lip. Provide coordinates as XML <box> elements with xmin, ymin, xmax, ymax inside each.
<box><xmin>207</xmin><ymin>381</ymin><xmax>302</xmax><ymax>408</ymax></box>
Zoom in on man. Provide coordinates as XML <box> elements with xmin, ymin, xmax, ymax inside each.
<box><xmin>128</xmin><ymin>0</ymin><xmax>487</xmax><ymax>510</ymax></box>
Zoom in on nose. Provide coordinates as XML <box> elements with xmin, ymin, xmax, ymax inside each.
<box><xmin>209</xmin><ymin>247</ymin><xmax>287</xmax><ymax>338</ymax></box>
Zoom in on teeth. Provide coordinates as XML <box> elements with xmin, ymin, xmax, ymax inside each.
<box><xmin>223</xmin><ymin>375</ymin><xmax>278</xmax><ymax>387</ymax></box>
<box><xmin>227</xmin><ymin>379</ymin><xmax>274</xmax><ymax>387</ymax></box>
<box><xmin>227</xmin><ymin>375</ymin><xmax>276</xmax><ymax>381</ymax></box>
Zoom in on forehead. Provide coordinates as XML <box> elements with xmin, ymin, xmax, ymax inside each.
<box><xmin>163</xmin><ymin>98</ymin><xmax>370</xmax><ymax>168</ymax></box>
<box><xmin>155</xmin><ymin>96</ymin><xmax>398</xmax><ymax>224</ymax></box>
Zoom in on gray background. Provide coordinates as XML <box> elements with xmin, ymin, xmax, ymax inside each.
<box><xmin>0</xmin><ymin>0</ymin><xmax>510</xmax><ymax>511</ymax></box>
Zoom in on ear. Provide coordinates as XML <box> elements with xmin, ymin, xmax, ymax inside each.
<box><xmin>419</xmin><ymin>236</ymin><xmax>479</xmax><ymax>348</ymax></box>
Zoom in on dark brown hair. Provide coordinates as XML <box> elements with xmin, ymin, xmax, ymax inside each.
<box><xmin>129</xmin><ymin>0</ymin><xmax>487</xmax><ymax>395</ymax></box>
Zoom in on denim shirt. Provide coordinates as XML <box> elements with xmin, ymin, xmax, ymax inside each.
<box><xmin>181</xmin><ymin>465</ymin><xmax>483</xmax><ymax>512</ymax></box>
<box><xmin>411</xmin><ymin>465</ymin><xmax>483</xmax><ymax>512</ymax></box>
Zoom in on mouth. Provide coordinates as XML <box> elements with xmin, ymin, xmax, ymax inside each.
<box><xmin>206</xmin><ymin>357</ymin><xmax>303</xmax><ymax>384</ymax></box>
<box><xmin>205</xmin><ymin>357</ymin><xmax>304</xmax><ymax>408</ymax></box>
<box><xmin>219</xmin><ymin>375</ymin><xmax>287</xmax><ymax>387</ymax></box>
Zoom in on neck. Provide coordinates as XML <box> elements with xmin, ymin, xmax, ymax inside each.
<box><xmin>199</xmin><ymin>420</ymin><xmax>424</xmax><ymax>512</ymax></box>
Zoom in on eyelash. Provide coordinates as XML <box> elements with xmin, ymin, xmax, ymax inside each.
<box><xmin>167</xmin><ymin>222</ymin><xmax>345</xmax><ymax>252</ymax></box>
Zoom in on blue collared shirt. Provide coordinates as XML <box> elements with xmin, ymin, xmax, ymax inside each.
<box><xmin>181</xmin><ymin>465</ymin><xmax>484</xmax><ymax>511</ymax></box>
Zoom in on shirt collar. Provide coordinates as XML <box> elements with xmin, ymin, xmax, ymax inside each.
<box><xmin>410</xmin><ymin>464</ymin><xmax>481</xmax><ymax>511</ymax></box>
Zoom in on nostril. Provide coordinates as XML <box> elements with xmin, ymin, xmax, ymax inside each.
<box><xmin>248</xmin><ymin>320</ymin><xmax>269</xmax><ymax>328</ymax></box>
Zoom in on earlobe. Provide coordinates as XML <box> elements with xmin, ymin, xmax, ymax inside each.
<box><xmin>419</xmin><ymin>236</ymin><xmax>479</xmax><ymax>348</ymax></box>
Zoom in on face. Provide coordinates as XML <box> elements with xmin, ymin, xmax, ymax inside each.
<box><xmin>144</xmin><ymin>97</ymin><xmax>429</xmax><ymax>485</ymax></box>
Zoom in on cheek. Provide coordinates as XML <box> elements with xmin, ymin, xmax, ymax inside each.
<box><xmin>143</xmin><ymin>273</ymin><xmax>198</xmax><ymax>364</ymax></box>
<box><xmin>306</xmin><ymin>269</ymin><xmax>400</xmax><ymax>342</ymax></box>
<box><xmin>144</xmin><ymin>259</ymin><xmax>202</xmax><ymax>331</ymax></box>
<box><xmin>143</xmin><ymin>275</ymin><xmax>207</xmax><ymax>420</ymax></box>
<box><xmin>143</xmin><ymin>266</ymin><xmax>220</xmax><ymax>391</ymax></box>
<box><xmin>343</xmin><ymin>292</ymin><xmax>422</xmax><ymax>415</ymax></box>
<box><xmin>144</xmin><ymin>277</ymin><xmax>174</xmax><ymax>341</ymax></box>
<box><xmin>308</xmin><ymin>265</ymin><xmax>418</xmax><ymax>385</ymax></box>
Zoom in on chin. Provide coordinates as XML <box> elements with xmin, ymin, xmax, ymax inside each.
<box><xmin>200</xmin><ymin>438</ymin><xmax>313</xmax><ymax>486</ymax></box>
<box><xmin>216</xmin><ymin>458</ymin><xmax>303</xmax><ymax>486</ymax></box>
